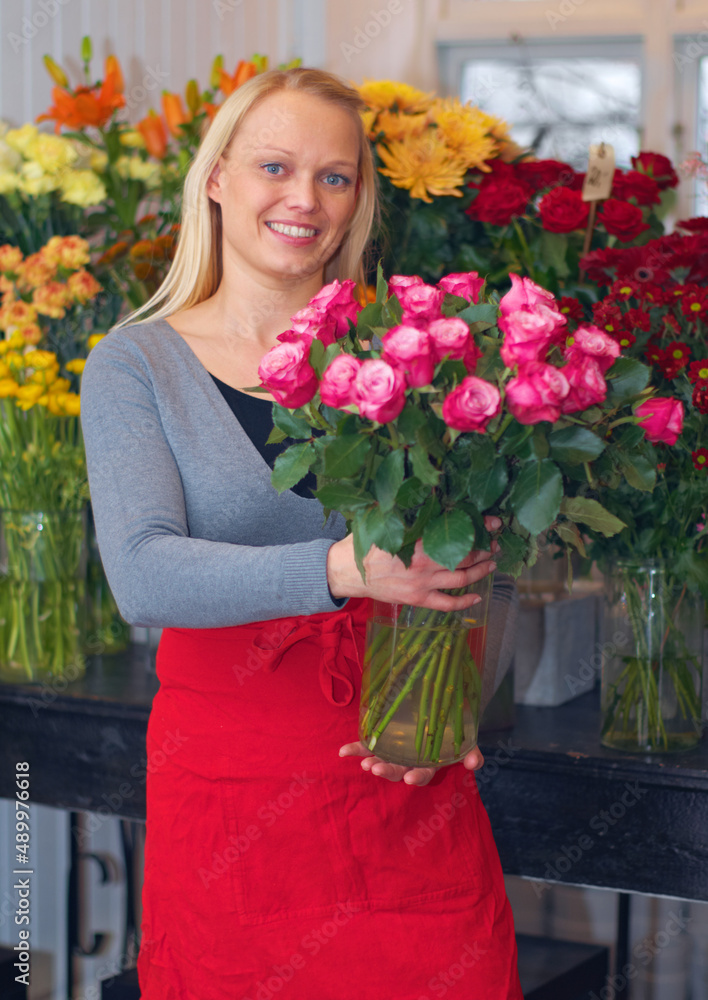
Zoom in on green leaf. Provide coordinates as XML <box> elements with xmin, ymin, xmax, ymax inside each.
<box><xmin>357</xmin><ymin>300</ymin><xmax>384</xmax><ymax>334</ymax></box>
<box><xmin>606</xmin><ymin>357</ymin><xmax>651</xmax><ymax>405</ymax></box>
<box><xmin>494</xmin><ymin>530</ymin><xmax>529</xmax><ymax>577</ymax></box>
<box><xmin>467</xmin><ymin>458</ymin><xmax>509</xmax><ymax>510</ymax></box>
<box><xmin>352</xmin><ymin>506</ymin><xmax>405</xmax><ymax>574</ymax></box>
<box><xmin>265</xmin><ymin>425</ymin><xmax>289</xmax><ymax>445</ymax></box>
<box><xmin>509</xmin><ymin>460</ymin><xmax>563</xmax><ymax>535</ymax></box>
<box><xmin>561</xmin><ymin>496</ymin><xmax>626</xmax><ymax>537</ymax></box>
<box><xmin>396</xmin><ymin>476</ymin><xmax>430</xmax><ymax>509</ymax></box>
<box><xmin>397</xmin><ymin>404</ymin><xmax>427</xmax><ymax>443</ymax></box>
<box><xmin>314</xmin><ymin>482</ymin><xmax>373</xmax><ymax>514</ymax></box>
<box><xmin>617</xmin><ymin>453</ymin><xmax>656</xmax><ymax>492</ymax></box>
<box><xmin>272</xmin><ymin>405</ymin><xmax>314</xmax><ymax>440</ymax></box>
<box><xmin>464</xmin><ymin>436</ymin><xmax>496</xmax><ymax>473</ymax></box>
<box><xmin>375</xmin><ymin>260</ymin><xmax>387</xmax><ymax>304</ymax></box>
<box><xmin>675</xmin><ymin>548</ymin><xmax>708</xmax><ymax>597</ymax></box>
<box><xmin>323</xmin><ymin>435</ymin><xmax>372</xmax><ymax>479</ymax></box>
<box><xmin>549</xmin><ymin>426</ymin><xmax>607</xmax><ymax>465</ymax></box>
<box><xmin>498</xmin><ymin>421</ymin><xmax>535</xmax><ymax>457</ymax></box>
<box><xmin>422</xmin><ymin>509</ymin><xmax>476</xmax><ymax>571</ymax></box>
<box><xmin>410</xmin><ymin>442</ymin><xmax>440</xmax><ymax>486</ymax></box>
<box><xmin>372</xmin><ymin>449</ymin><xmax>405</xmax><ymax>512</ymax></box>
<box><xmin>271</xmin><ymin>442</ymin><xmax>314</xmax><ymax>494</ymax></box>
<box><xmin>556</xmin><ymin>520</ymin><xmax>587</xmax><ymax>558</ymax></box>
<box><xmin>540</xmin><ymin>230</ymin><xmax>570</xmax><ymax>279</ymax></box>
<box><xmin>308</xmin><ymin>338</ymin><xmax>326</xmax><ymax>377</ymax></box>
<box><xmin>456</xmin><ymin>302</ymin><xmax>499</xmax><ymax>328</ymax></box>
<box><xmin>382</xmin><ymin>295</ymin><xmax>403</xmax><ymax>326</ymax></box>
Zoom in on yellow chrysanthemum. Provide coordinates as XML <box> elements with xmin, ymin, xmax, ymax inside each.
<box><xmin>0</xmin><ymin>139</ymin><xmax>21</xmax><ymax>173</ymax></box>
<box><xmin>0</xmin><ymin>359</ymin><xmax>8</xmax><ymax>377</ymax></box>
<box><xmin>358</xmin><ymin>80</ymin><xmax>434</xmax><ymax>114</ymax></box>
<box><xmin>88</xmin><ymin>333</ymin><xmax>106</xmax><ymax>350</ymax></box>
<box><xmin>19</xmin><ymin>161</ymin><xmax>59</xmax><ymax>196</ymax></box>
<box><xmin>431</xmin><ymin>99</ymin><xmax>498</xmax><ymax>170</ymax></box>
<box><xmin>377</xmin><ymin>133</ymin><xmax>469</xmax><ymax>202</ymax></box>
<box><xmin>26</xmin><ymin>133</ymin><xmax>78</xmax><ymax>174</ymax></box>
<box><xmin>50</xmin><ymin>376</ymin><xmax>70</xmax><ymax>393</ymax></box>
<box><xmin>59</xmin><ymin>170</ymin><xmax>107</xmax><ymax>208</ymax></box>
<box><xmin>374</xmin><ymin>110</ymin><xmax>430</xmax><ymax>142</ymax></box>
<box><xmin>49</xmin><ymin>390</ymin><xmax>80</xmax><ymax>416</ymax></box>
<box><xmin>65</xmin><ymin>358</ymin><xmax>86</xmax><ymax>375</ymax></box>
<box><xmin>43</xmin><ymin>235</ymin><xmax>91</xmax><ymax>271</ymax></box>
<box><xmin>0</xmin><ymin>377</ymin><xmax>18</xmax><ymax>397</ymax></box>
<box><xmin>24</xmin><ymin>349</ymin><xmax>58</xmax><ymax>370</ymax></box>
<box><xmin>14</xmin><ymin>383</ymin><xmax>44</xmax><ymax>409</ymax></box>
<box><xmin>360</xmin><ymin>109</ymin><xmax>377</xmax><ymax>139</ymax></box>
<box><xmin>28</xmin><ymin>366</ymin><xmax>60</xmax><ymax>389</ymax></box>
<box><xmin>5</xmin><ymin>124</ymin><xmax>39</xmax><ymax>157</ymax></box>
<box><xmin>3</xmin><ymin>349</ymin><xmax>25</xmax><ymax>369</ymax></box>
<box><xmin>115</xmin><ymin>155</ymin><xmax>163</xmax><ymax>189</ymax></box>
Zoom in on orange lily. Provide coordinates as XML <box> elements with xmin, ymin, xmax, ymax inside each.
<box><xmin>219</xmin><ymin>60</ymin><xmax>257</xmax><ymax>96</ymax></box>
<box><xmin>162</xmin><ymin>92</ymin><xmax>190</xmax><ymax>138</ymax></box>
<box><xmin>137</xmin><ymin>110</ymin><xmax>168</xmax><ymax>159</ymax></box>
<box><xmin>36</xmin><ymin>56</ymin><xmax>125</xmax><ymax>133</ymax></box>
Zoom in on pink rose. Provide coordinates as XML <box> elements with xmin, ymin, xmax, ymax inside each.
<box><xmin>319</xmin><ymin>354</ymin><xmax>362</xmax><ymax>409</ymax></box>
<box><xmin>499</xmin><ymin>273</ymin><xmax>557</xmax><ymax>319</ymax></box>
<box><xmin>354</xmin><ymin>359</ymin><xmax>406</xmax><ymax>423</ymax></box>
<box><xmin>636</xmin><ymin>397</ymin><xmax>684</xmax><ymax>445</ymax></box>
<box><xmin>506</xmin><ymin>362</ymin><xmax>570</xmax><ymax>424</ymax></box>
<box><xmin>381</xmin><ymin>325</ymin><xmax>435</xmax><ymax>388</ymax></box>
<box><xmin>437</xmin><ymin>271</ymin><xmax>484</xmax><ymax>303</ymax></box>
<box><xmin>308</xmin><ymin>278</ymin><xmax>361</xmax><ymax>338</ymax></box>
<box><xmin>258</xmin><ymin>338</ymin><xmax>318</xmax><ymax>408</ymax></box>
<box><xmin>499</xmin><ymin>305</ymin><xmax>567</xmax><ymax>367</ymax></box>
<box><xmin>564</xmin><ymin>324</ymin><xmax>620</xmax><ymax>374</ymax></box>
<box><xmin>289</xmin><ymin>305</ymin><xmax>338</xmax><ymax>347</ymax></box>
<box><xmin>393</xmin><ymin>282</ymin><xmax>445</xmax><ymax>325</ymax></box>
<box><xmin>442</xmin><ymin>377</ymin><xmax>501</xmax><ymax>432</ymax></box>
<box><xmin>560</xmin><ymin>356</ymin><xmax>607</xmax><ymax>413</ymax></box>
<box><xmin>387</xmin><ymin>274</ymin><xmax>424</xmax><ymax>299</ymax></box>
<box><xmin>427</xmin><ymin>317</ymin><xmax>472</xmax><ymax>363</ymax></box>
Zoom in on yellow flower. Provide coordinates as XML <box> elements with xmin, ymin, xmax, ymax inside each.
<box><xmin>431</xmin><ymin>99</ymin><xmax>499</xmax><ymax>169</ymax></box>
<box><xmin>88</xmin><ymin>333</ymin><xmax>106</xmax><ymax>350</ymax></box>
<box><xmin>119</xmin><ymin>129</ymin><xmax>147</xmax><ymax>149</ymax></box>
<box><xmin>14</xmin><ymin>383</ymin><xmax>44</xmax><ymax>409</ymax></box>
<box><xmin>71</xmin><ymin>139</ymin><xmax>109</xmax><ymax>173</ymax></box>
<box><xmin>15</xmin><ymin>323</ymin><xmax>42</xmax><ymax>346</ymax></box>
<box><xmin>28</xmin><ymin>366</ymin><xmax>59</xmax><ymax>389</ymax></box>
<box><xmin>0</xmin><ymin>377</ymin><xmax>18</xmax><ymax>397</ymax></box>
<box><xmin>0</xmin><ymin>299</ymin><xmax>38</xmax><ymax>330</ymax></box>
<box><xmin>65</xmin><ymin>358</ymin><xmax>86</xmax><ymax>374</ymax></box>
<box><xmin>358</xmin><ymin>80</ymin><xmax>434</xmax><ymax>114</ymax></box>
<box><xmin>0</xmin><ymin>139</ymin><xmax>21</xmax><ymax>173</ymax></box>
<box><xmin>67</xmin><ymin>268</ymin><xmax>102</xmax><ymax>304</ymax></box>
<box><xmin>5</xmin><ymin>124</ymin><xmax>39</xmax><ymax>157</ymax></box>
<box><xmin>0</xmin><ymin>245</ymin><xmax>23</xmax><ymax>274</ymax></box>
<box><xmin>19</xmin><ymin>161</ymin><xmax>59</xmax><ymax>196</ymax></box>
<box><xmin>26</xmin><ymin>133</ymin><xmax>78</xmax><ymax>174</ymax></box>
<box><xmin>0</xmin><ymin>359</ymin><xmax>8</xmax><ymax>377</ymax></box>
<box><xmin>377</xmin><ymin>132</ymin><xmax>469</xmax><ymax>202</ymax></box>
<box><xmin>24</xmin><ymin>349</ymin><xmax>58</xmax><ymax>370</ymax></box>
<box><xmin>42</xmin><ymin>235</ymin><xmax>91</xmax><ymax>271</ymax></box>
<box><xmin>50</xmin><ymin>391</ymin><xmax>80</xmax><ymax>416</ymax></box>
<box><xmin>360</xmin><ymin>109</ymin><xmax>378</xmax><ymax>138</ymax></box>
<box><xmin>115</xmin><ymin>155</ymin><xmax>162</xmax><ymax>188</ymax></box>
<box><xmin>0</xmin><ymin>171</ymin><xmax>19</xmax><ymax>195</ymax></box>
<box><xmin>59</xmin><ymin>170</ymin><xmax>107</xmax><ymax>207</ymax></box>
<box><xmin>50</xmin><ymin>376</ymin><xmax>70</xmax><ymax>393</ymax></box>
<box><xmin>375</xmin><ymin>110</ymin><xmax>430</xmax><ymax>142</ymax></box>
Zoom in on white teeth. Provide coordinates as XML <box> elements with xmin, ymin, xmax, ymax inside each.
<box><xmin>267</xmin><ymin>222</ymin><xmax>317</xmax><ymax>238</ymax></box>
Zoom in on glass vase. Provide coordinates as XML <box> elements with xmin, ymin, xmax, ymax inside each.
<box><xmin>83</xmin><ymin>504</ymin><xmax>130</xmax><ymax>656</ymax></box>
<box><xmin>0</xmin><ymin>509</ymin><xmax>88</xmax><ymax>684</ymax></box>
<box><xmin>601</xmin><ymin>560</ymin><xmax>705</xmax><ymax>753</ymax></box>
<box><xmin>359</xmin><ymin>576</ymin><xmax>493</xmax><ymax>768</ymax></box>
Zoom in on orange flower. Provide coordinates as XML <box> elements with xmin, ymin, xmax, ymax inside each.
<box><xmin>153</xmin><ymin>234</ymin><xmax>176</xmax><ymax>259</ymax></box>
<box><xmin>0</xmin><ymin>299</ymin><xmax>38</xmax><ymax>329</ymax></box>
<box><xmin>37</xmin><ymin>56</ymin><xmax>125</xmax><ymax>133</ymax></box>
<box><xmin>32</xmin><ymin>281</ymin><xmax>70</xmax><ymax>318</ymax></box>
<box><xmin>16</xmin><ymin>252</ymin><xmax>57</xmax><ymax>292</ymax></box>
<box><xmin>0</xmin><ymin>245</ymin><xmax>23</xmax><ymax>274</ymax></box>
<box><xmin>162</xmin><ymin>92</ymin><xmax>190</xmax><ymax>138</ymax></box>
<box><xmin>129</xmin><ymin>239</ymin><xmax>154</xmax><ymax>260</ymax></box>
<box><xmin>96</xmin><ymin>240</ymin><xmax>129</xmax><ymax>266</ymax></box>
<box><xmin>132</xmin><ymin>261</ymin><xmax>156</xmax><ymax>282</ymax></box>
<box><xmin>67</xmin><ymin>269</ymin><xmax>102</xmax><ymax>304</ymax></box>
<box><xmin>202</xmin><ymin>101</ymin><xmax>220</xmax><ymax>121</ymax></box>
<box><xmin>137</xmin><ymin>110</ymin><xmax>168</xmax><ymax>159</ymax></box>
<box><xmin>15</xmin><ymin>323</ymin><xmax>42</xmax><ymax>346</ymax></box>
<box><xmin>42</xmin><ymin>235</ymin><xmax>90</xmax><ymax>270</ymax></box>
<box><xmin>219</xmin><ymin>60</ymin><xmax>257</xmax><ymax>96</ymax></box>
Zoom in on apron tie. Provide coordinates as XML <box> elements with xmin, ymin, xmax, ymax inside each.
<box><xmin>252</xmin><ymin>609</ymin><xmax>364</xmax><ymax>707</ymax></box>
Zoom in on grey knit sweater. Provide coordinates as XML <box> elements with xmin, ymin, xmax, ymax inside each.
<box><xmin>80</xmin><ymin>318</ymin><xmax>348</xmax><ymax>628</ymax></box>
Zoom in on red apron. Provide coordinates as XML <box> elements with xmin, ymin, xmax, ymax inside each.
<box><xmin>137</xmin><ymin>597</ymin><xmax>522</xmax><ymax>999</ymax></box>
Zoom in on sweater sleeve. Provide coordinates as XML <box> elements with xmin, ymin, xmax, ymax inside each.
<box><xmin>80</xmin><ymin>332</ymin><xmax>346</xmax><ymax>629</ymax></box>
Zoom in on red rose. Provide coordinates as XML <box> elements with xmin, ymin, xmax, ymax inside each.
<box><xmin>538</xmin><ymin>187</ymin><xmax>590</xmax><ymax>234</ymax></box>
<box><xmin>561</xmin><ymin>356</ymin><xmax>608</xmax><ymax>413</ymax></box>
<box><xmin>381</xmin><ymin>325</ymin><xmax>435</xmax><ymax>388</ymax></box>
<box><xmin>466</xmin><ymin>180</ymin><xmax>530</xmax><ymax>226</ymax></box>
<box><xmin>516</xmin><ymin>159</ymin><xmax>575</xmax><ymax>192</ymax></box>
<box><xmin>611</xmin><ymin>169</ymin><xmax>661</xmax><ymax>206</ymax></box>
<box><xmin>319</xmin><ymin>354</ymin><xmax>361</xmax><ymax>409</ymax></box>
<box><xmin>354</xmin><ymin>359</ymin><xmax>406</xmax><ymax>423</ymax></box>
<box><xmin>635</xmin><ymin>397</ymin><xmax>684</xmax><ymax>445</ymax></box>
<box><xmin>258</xmin><ymin>338</ymin><xmax>318</xmax><ymax>408</ymax></box>
<box><xmin>599</xmin><ymin>199</ymin><xmax>649</xmax><ymax>242</ymax></box>
<box><xmin>631</xmin><ymin>152</ymin><xmax>679</xmax><ymax>189</ymax></box>
<box><xmin>505</xmin><ymin>362</ymin><xmax>570</xmax><ymax>425</ymax></box>
<box><xmin>441</xmin><ymin>376</ymin><xmax>501</xmax><ymax>433</ymax></box>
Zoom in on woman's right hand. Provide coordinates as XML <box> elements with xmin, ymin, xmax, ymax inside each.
<box><xmin>326</xmin><ymin>515</ymin><xmax>500</xmax><ymax>612</ymax></box>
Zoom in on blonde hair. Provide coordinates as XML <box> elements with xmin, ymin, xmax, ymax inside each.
<box><xmin>116</xmin><ymin>68</ymin><xmax>378</xmax><ymax>328</ymax></box>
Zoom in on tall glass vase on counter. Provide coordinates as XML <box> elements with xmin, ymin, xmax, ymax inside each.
<box><xmin>83</xmin><ymin>502</ymin><xmax>130</xmax><ymax>656</ymax></box>
<box><xmin>601</xmin><ymin>560</ymin><xmax>704</xmax><ymax>753</ymax></box>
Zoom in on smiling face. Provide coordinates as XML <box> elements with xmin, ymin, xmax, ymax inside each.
<box><xmin>207</xmin><ymin>89</ymin><xmax>360</xmax><ymax>288</ymax></box>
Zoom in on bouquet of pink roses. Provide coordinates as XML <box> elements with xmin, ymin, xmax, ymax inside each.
<box><xmin>256</xmin><ymin>267</ymin><xmax>680</xmax><ymax>764</ymax></box>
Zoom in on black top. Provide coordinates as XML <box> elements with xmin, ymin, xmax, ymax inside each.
<box><xmin>209</xmin><ymin>373</ymin><xmax>318</xmax><ymax>499</ymax></box>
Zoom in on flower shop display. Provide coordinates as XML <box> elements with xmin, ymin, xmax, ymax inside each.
<box><xmin>255</xmin><ymin>268</ymin><xmax>677</xmax><ymax>765</ymax></box>
<box><xmin>564</xmin><ymin>228</ymin><xmax>708</xmax><ymax>751</ymax></box>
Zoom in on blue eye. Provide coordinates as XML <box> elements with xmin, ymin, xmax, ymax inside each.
<box><xmin>262</xmin><ymin>163</ymin><xmax>284</xmax><ymax>175</ymax></box>
<box><xmin>324</xmin><ymin>173</ymin><xmax>351</xmax><ymax>187</ymax></box>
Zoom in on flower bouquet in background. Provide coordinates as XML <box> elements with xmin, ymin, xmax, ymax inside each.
<box><xmin>256</xmin><ymin>266</ymin><xmax>671</xmax><ymax>765</ymax></box>
<box><xmin>570</xmin><ymin>228</ymin><xmax>708</xmax><ymax>751</ymax></box>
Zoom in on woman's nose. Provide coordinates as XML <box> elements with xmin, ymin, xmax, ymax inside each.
<box><xmin>284</xmin><ymin>174</ymin><xmax>319</xmax><ymax>213</ymax></box>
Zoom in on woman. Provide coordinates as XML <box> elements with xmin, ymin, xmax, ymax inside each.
<box><xmin>81</xmin><ymin>67</ymin><xmax>523</xmax><ymax>999</ymax></box>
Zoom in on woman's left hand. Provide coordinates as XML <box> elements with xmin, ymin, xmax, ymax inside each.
<box><xmin>338</xmin><ymin>742</ymin><xmax>485</xmax><ymax>787</ymax></box>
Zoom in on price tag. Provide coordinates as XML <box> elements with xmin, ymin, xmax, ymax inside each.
<box><xmin>581</xmin><ymin>143</ymin><xmax>615</xmax><ymax>202</ymax></box>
